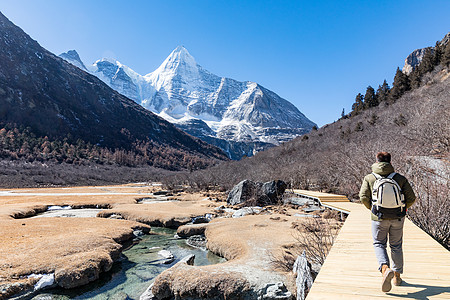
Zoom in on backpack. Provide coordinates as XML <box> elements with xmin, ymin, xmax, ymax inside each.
<box><xmin>371</xmin><ymin>172</ymin><xmax>406</xmax><ymax>219</ymax></box>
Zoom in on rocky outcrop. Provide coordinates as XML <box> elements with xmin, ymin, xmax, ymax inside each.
<box><xmin>227</xmin><ymin>180</ymin><xmax>287</xmax><ymax>206</ymax></box>
<box><xmin>293</xmin><ymin>252</ymin><xmax>314</xmax><ymax>300</ymax></box>
<box><xmin>403</xmin><ymin>48</ymin><xmax>428</xmax><ymax>75</ymax></box>
<box><xmin>402</xmin><ymin>31</ymin><xmax>450</xmax><ymax>75</ymax></box>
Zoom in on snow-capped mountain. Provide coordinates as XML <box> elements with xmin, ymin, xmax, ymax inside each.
<box><xmin>60</xmin><ymin>46</ymin><xmax>316</xmax><ymax>159</ymax></box>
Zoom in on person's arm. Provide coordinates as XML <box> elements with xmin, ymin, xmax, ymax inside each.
<box><xmin>402</xmin><ymin>179</ymin><xmax>416</xmax><ymax>209</ymax></box>
<box><xmin>359</xmin><ymin>176</ymin><xmax>372</xmax><ymax>209</ymax></box>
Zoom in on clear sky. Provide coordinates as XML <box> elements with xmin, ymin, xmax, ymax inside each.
<box><xmin>2</xmin><ymin>0</ymin><xmax>449</xmax><ymax>126</ymax></box>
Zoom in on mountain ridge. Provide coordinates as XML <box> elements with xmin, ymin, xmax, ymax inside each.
<box><xmin>0</xmin><ymin>11</ymin><xmax>227</xmax><ymax>170</ymax></box>
<box><xmin>60</xmin><ymin>47</ymin><xmax>316</xmax><ymax>159</ymax></box>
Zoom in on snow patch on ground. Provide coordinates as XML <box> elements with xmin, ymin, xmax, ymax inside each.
<box><xmin>28</xmin><ymin>273</ymin><xmax>55</xmax><ymax>291</ymax></box>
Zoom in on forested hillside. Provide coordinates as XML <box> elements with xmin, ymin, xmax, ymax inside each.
<box><xmin>0</xmin><ymin>11</ymin><xmax>228</xmax><ymax>186</ymax></box>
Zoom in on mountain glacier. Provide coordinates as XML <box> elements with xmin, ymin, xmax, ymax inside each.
<box><xmin>60</xmin><ymin>46</ymin><xmax>316</xmax><ymax>159</ymax></box>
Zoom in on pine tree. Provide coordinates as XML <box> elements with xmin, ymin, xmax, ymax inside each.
<box><xmin>418</xmin><ymin>47</ymin><xmax>435</xmax><ymax>75</ymax></box>
<box><xmin>376</xmin><ymin>80</ymin><xmax>390</xmax><ymax>103</ymax></box>
<box><xmin>341</xmin><ymin>108</ymin><xmax>345</xmax><ymax>118</ymax></box>
<box><xmin>351</xmin><ymin>93</ymin><xmax>364</xmax><ymax>114</ymax></box>
<box><xmin>433</xmin><ymin>41</ymin><xmax>443</xmax><ymax>65</ymax></box>
<box><xmin>409</xmin><ymin>67</ymin><xmax>422</xmax><ymax>89</ymax></box>
<box><xmin>389</xmin><ymin>67</ymin><xmax>410</xmax><ymax>102</ymax></box>
<box><xmin>364</xmin><ymin>86</ymin><xmax>378</xmax><ymax>108</ymax></box>
<box><xmin>442</xmin><ymin>42</ymin><xmax>450</xmax><ymax>67</ymax></box>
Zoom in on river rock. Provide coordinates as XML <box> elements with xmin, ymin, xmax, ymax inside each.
<box><xmin>140</xmin><ymin>282</ymin><xmax>155</xmax><ymax>300</ymax></box>
<box><xmin>227</xmin><ymin>180</ymin><xmax>287</xmax><ymax>206</ymax></box>
<box><xmin>158</xmin><ymin>250</ymin><xmax>174</xmax><ymax>264</ymax></box>
<box><xmin>192</xmin><ymin>216</ymin><xmax>210</xmax><ymax>224</ymax></box>
<box><xmin>260</xmin><ymin>282</ymin><xmax>292</xmax><ymax>299</ymax></box>
<box><xmin>186</xmin><ymin>235</ymin><xmax>207</xmax><ymax>249</ymax></box>
<box><xmin>232</xmin><ymin>207</ymin><xmax>262</xmax><ymax>218</ymax></box>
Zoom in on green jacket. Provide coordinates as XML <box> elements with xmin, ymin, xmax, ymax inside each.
<box><xmin>359</xmin><ymin>162</ymin><xmax>416</xmax><ymax>221</ymax></box>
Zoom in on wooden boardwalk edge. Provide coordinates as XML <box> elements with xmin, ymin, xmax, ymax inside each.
<box><xmin>296</xmin><ymin>193</ymin><xmax>450</xmax><ymax>300</ymax></box>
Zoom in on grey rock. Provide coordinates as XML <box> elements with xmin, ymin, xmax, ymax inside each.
<box><xmin>192</xmin><ymin>216</ymin><xmax>210</xmax><ymax>224</ymax></box>
<box><xmin>283</xmin><ymin>196</ymin><xmax>314</xmax><ymax>206</ymax></box>
<box><xmin>180</xmin><ymin>254</ymin><xmax>196</xmax><ymax>265</ymax></box>
<box><xmin>186</xmin><ymin>235</ymin><xmax>207</xmax><ymax>250</ymax></box>
<box><xmin>303</xmin><ymin>206</ymin><xmax>323</xmax><ymax>213</ymax></box>
<box><xmin>227</xmin><ymin>179</ymin><xmax>287</xmax><ymax>206</ymax></box>
<box><xmin>260</xmin><ymin>282</ymin><xmax>292</xmax><ymax>299</ymax></box>
<box><xmin>403</xmin><ymin>48</ymin><xmax>428</xmax><ymax>75</ymax></box>
<box><xmin>293</xmin><ymin>213</ymin><xmax>319</xmax><ymax>218</ymax></box>
<box><xmin>293</xmin><ymin>252</ymin><xmax>314</xmax><ymax>300</ymax></box>
<box><xmin>402</xmin><ymin>31</ymin><xmax>450</xmax><ymax>75</ymax></box>
<box><xmin>232</xmin><ymin>207</ymin><xmax>262</xmax><ymax>218</ymax></box>
<box><xmin>139</xmin><ymin>282</ymin><xmax>155</xmax><ymax>300</ymax></box>
<box><xmin>227</xmin><ymin>179</ymin><xmax>259</xmax><ymax>205</ymax></box>
<box><xmin>157</xmin><ymin>250</ymin><xmax>175</xmax><ymax>264</ymax></box>
<box><xmin>133</xmin><ymin>230</ymin><xmax>145</xmax><ymax>237</ymax></box>
<box><xmin>261</xmin><ymin>180</ymin><xmax>287</xmax><ymax>203</ymax></box>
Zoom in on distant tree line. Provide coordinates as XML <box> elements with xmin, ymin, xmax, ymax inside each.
<box><xmin>0</xmin><ymin>124</ymin><xmax>216</xmax><ymax>171</ymax></box>
<box><xmin>346</xmin><ymin>39</ymin><xmax>450</xmax><ymax>117</ymax></box>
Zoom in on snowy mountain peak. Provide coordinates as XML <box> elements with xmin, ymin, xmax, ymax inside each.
<box><xmin>148</xmin><ymin>46</ymin><xmax>200</xmax><ymax>77</ymax></box>
<box><xmin>59</xmin><ymin>50</ymin><xmax>87</xmax><ymax>71</ymax></box>
<box><xmin>60</xmin><ymin>47</ymin><xmax>316</xmax><ymax>159</ymax></box>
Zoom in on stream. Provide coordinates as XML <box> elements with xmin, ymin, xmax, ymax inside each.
<box><xmin>31</xmin><ymin>228</ymin><xmax>225</xmax><ymax>300</ymax></box>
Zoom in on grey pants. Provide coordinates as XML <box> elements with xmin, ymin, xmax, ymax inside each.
<box><xmin>371</xmin><ymin>217</ymin><xmax>405</xmax><ymax>273</ymax></box>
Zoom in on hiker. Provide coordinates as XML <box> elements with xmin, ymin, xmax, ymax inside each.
<box><xmin>359</xmin><ymin>152</ymin><xmax>416</xmax><ymax>293</ymax></box>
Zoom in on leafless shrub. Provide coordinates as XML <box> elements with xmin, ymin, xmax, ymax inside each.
<box><xmin>270</xmin><ymin>217</ymin><xmax>342</xmax><ymax>272</ymax></box>
<box><xmin>268</xmin><ymin>248</ymin><xmax>297</xmax><ymax>272</ymax></box>
<box><xmin>293</xmin><ymin>218</ymin><xmax>342</xmax><ymax>265</ymax></box>
<box><xmin>407</xmin><ymin>163</ymin><xmax>450</xmax><ymax>249</ymax></box>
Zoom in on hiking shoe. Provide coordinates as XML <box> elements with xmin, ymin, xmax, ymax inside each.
<box><xmin>381</xmin><ymin>265</ymin><xmax>394</xmax><ymax>292</ymax></box>
<box><xmin>393</xmin><ymin>271</ymin><xmax>402</xmax><ymax>286</ymax></box>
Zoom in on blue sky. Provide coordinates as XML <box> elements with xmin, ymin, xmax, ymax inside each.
<box><xmin>2</xmin><ymin>0</ymin><xmax>449</xmax><ymax>126</ymax></box>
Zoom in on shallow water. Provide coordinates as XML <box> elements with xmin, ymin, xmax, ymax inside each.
<box><xmin>32</xmin><ymin>228</ymin><xmax>225</xmax><ymax>300</ymax></box>
<box><xmin>30</xmin><ymin>208</ymin><xmax>104</xmax><ymax>218</ymax></box>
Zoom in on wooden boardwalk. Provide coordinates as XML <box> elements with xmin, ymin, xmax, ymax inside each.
<box><xmin>292</xmin><ymin>189</ymin><xmax>350</xmax><ymax>203</ymax></box>
<box><xmin>304</xmin><ymin>199</ymin><xmax>450</xmax><ymax>299</ymax></box>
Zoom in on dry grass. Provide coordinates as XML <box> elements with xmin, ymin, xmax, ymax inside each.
<box><xmin>97</xmin><ymin>198</ymin><xmax>223</xmax><ymax>228</ymax></box>
<box><xmin>0</xmin><ymin>183</ymin><xmax>225</xmax><ymax>298</ymax></box>
<box><xmin>151</xmin><ymin>210</ymin><xmax>318</xmax><ymax>298</ymax></box>
<box><xmin>152</xmin><ymin>261</ymin><xmax>252</xmax><ymax>299</ymax></box>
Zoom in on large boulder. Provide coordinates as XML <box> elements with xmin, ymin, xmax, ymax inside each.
<box><xmin>261</xmin><ymin>180</ymin><xmax>287</xmax><ymax>203</ymax></box>
<box><xmin>227</xmin><ymin>180</ymin><xmax>287</xmax><ymax>206</ymax></box>
<box><xmin>227</xmin><ymin>180</ymin><xmax>259</xmax><ymax>206</ymax></box>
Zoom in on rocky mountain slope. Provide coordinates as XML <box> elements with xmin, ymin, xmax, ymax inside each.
<box><xmin>0</xmin><ymin>11</ymin><xmax>227</xmax><ymax>170</ymax></box>
<box><xmin>403</xmin><ymin>32</ymin><xmax>449</xmax><ymax>74</ymax></box>
<box><xmin>60</xmin><ymin>47</ymin><xmax>316</xmax><ymax>159</ymax></box>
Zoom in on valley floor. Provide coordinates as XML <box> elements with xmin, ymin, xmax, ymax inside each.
<box><xmin>0</xmin><ymin>183</ymin><xmax>331</xmax><ymax>299</ymax></box>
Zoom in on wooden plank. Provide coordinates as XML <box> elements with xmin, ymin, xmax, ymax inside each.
<box><xmin>306</xmin><ymin>199</ymin><xmax>450</xmax><ymax>300</ymax></box>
